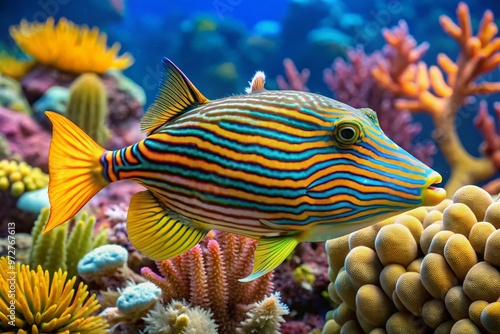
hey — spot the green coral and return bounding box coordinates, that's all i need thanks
[0,74,32,113]
[29,207,108,278]
[293,264,318,290]
[0,159,48,196]
[0,134,10,160]
[66,73,110,145]
[0,49,34,80]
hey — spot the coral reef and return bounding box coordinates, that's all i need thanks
[323,185,500,333]
[29,207,108,278]
[19,65,144,145]
[0,160,48,196]
[0,159,49,237]
[276,58,310,91]
[0,233,32,264]
[78,244,145,289]
[323,44,436,166]
[141,231,278,333]
[273,242,331,332]
[0,75,32,114]
[32,86,69,124]
[101,282,161,327]
[66,73,111,145]
[0,256,108,333]
[10,17,133,74]
[0,51,34,80]
[97,203,154,273]
[475,101,500,195]
[238,292,289,334]
[0,107,50,171]
[0,134,11,160]
[372,3,500,194]
[143,300,219,334]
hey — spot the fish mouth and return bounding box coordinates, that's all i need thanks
[422,171,446,206]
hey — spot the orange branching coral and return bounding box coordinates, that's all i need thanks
[372,2,500,195]
[0,257,108,333]
[9,17,134,74]
[0,51,34,80]
[141,231,275,333]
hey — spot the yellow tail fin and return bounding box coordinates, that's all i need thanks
[44,111,109,233]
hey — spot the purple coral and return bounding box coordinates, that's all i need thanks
[273,242,330,332]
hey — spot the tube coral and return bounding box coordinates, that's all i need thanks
[323,185,500,333]
[29,207,108,278]
[9,17,133,74]
[66,73,111,146]
[0,257,108,333]
[372,3,500,194]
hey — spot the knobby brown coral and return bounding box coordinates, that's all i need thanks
[323,185,500,333]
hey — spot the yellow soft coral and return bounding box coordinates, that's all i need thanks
[0,160,48,196]
[0,51,34,80]
[323,185,500,333]
[0,257,108,333]
[9,17,134,74]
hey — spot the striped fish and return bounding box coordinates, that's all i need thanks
[44,58,446,281]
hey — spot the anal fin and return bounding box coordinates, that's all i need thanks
[127,190,208,260]
[239,235,299,282]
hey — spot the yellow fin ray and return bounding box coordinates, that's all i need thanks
[140,58,209,135]
[127,190,208,260]
[239,235,299,282]
[44,111,108,233]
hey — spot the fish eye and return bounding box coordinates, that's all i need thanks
[335,122,361,146]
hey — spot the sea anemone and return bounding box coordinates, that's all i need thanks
[0,257,108,333]
[9,17,134,74]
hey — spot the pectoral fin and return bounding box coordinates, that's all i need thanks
[239,235,299,282]
[127,190,208,260]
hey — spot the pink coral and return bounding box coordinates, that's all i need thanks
[475,101,500,195]
[141,231,275,333]
[475,101,500,170]
[276,58,310,91]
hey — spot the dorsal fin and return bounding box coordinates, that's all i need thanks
[140,58,210,134]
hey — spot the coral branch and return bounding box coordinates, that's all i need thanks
[373,3,500,194]
[276,58,310,91]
